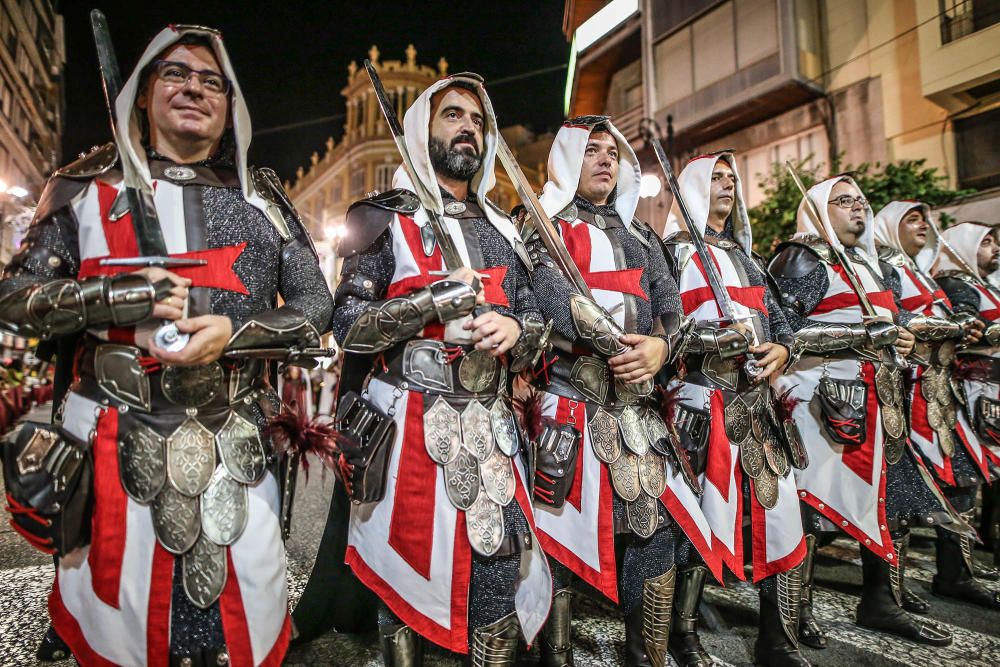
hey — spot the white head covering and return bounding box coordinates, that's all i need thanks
[538,115,641,225]
[873,201,940,272]
[935,222,995,276]
[664,152,752,253]
[795,175,878,272]
[115,25,270,217]
[391,72,498,216]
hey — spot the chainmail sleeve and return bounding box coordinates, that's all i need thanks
[276,226,335,334]
[773,262,831,332]
[647,236,682,320]
[879,261,915,326]
[764,284,794,344]
[330,229,396,344]
[522,230,581,341]
[0,205,80,298]
[938,277,989,324]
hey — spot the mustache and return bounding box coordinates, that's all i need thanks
[450,133,479,154]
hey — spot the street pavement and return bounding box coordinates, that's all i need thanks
[2,402,998,665]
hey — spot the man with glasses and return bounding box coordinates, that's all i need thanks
[769,177,966,647]
[0,25,332,665]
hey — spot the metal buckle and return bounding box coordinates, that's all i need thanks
[570,356,609,404]
[403,340,454,393]
[95,344,151,411]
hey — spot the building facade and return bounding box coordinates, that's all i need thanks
[0,0,64,266]
[563,0,1000,226]
[287,45,551,284]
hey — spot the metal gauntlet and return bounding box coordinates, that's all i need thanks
[0,274,159,339]
[682,325,751,360]
[658,312,696,365]
[569,293,629,357]
[226,307,321,352]
[342,279,478,353]
[907,315,963,341]
[986,323,1000,346]
[793,323,870,354]
[508,315,553,373]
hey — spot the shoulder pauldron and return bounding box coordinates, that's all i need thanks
[54,142,118,179]
[876,244,907,267]
[340,189,420,258]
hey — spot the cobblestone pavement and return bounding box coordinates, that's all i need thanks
[2,403,999,665]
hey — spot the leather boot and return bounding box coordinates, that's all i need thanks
[539,588,574,667]
[470,612,520,667]
[896,532,930,614]
[932,525,1000,609]
[754,570,810,667]
[797,535,827,649]
[36,624,71,662]
[856,545,952,645]
[667,566,712,667]
[379,623,424,667]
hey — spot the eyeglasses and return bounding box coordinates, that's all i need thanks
[152,60,230,95]
[828,195,868,210]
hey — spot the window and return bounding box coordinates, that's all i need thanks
[955,106,1000,189]
[0,7,15,55]
[0,79,11,118]
[739,126,828,206]
[331,178,343,204]
[350,168,365,196]
[940,0,1000,44]
[375,164,394,193]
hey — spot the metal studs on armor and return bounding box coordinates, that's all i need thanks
[444,201,467,215]
[163,165,197,181]
[594,214,606,229]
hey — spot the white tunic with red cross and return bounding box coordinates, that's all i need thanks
[344,206,552,654]
[528,216,719,598]
[672,238,805,581]
[50,174,289,667]
[775,247,904,563]
[887,262,1000,483]
[954,279,1000,462]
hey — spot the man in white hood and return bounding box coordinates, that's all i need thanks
[519,116,715,667]
[0,24,332,666]
[328,72,552,666]
[936,221,1000,594]
[664,152,808,667]
[770,176,967,647]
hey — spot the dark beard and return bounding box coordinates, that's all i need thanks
[429,136,482,182]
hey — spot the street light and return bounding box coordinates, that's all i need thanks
[639,174,662,199]
[7,186,29,199]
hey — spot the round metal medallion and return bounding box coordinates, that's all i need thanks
[444,201,467,216]
[593,214,606,229]
[458,350,498,393]
[162,363,224,408]
[164,165,197,182]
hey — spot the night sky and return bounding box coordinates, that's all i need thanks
[59,1,570,181]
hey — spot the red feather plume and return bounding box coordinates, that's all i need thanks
[266,400,346,480]
[774,387,801,420]
[514,389,545,443]
[655,385,682,426]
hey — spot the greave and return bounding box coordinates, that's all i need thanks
[642,566,677,667]
[933,522,1000,608]
[470,612,521,667]
[539,588,574,667]
[896,532,929,613]
[755,572,810,667]
[668,565,712,667]
[798,534,827,649]
[379,623,424,667]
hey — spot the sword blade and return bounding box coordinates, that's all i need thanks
[99,256,208,268]
[90,10,167,258]
[364,60,465,271]
[494,134,593,300]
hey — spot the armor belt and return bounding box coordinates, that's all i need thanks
[528,352,640,406]
[975,396,1000,447]
[683,354,754,394]
[79,342,263,413]
[955,354,1000,383]
[378,339,504,397]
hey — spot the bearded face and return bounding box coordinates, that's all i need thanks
[428,86,484,182]
[978,230,1000,276]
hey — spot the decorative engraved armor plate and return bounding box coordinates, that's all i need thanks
[619,406,650,456]
[926,396,945,431]
[627,493,659,539]
[16,428,59,476]
[610,451,642,502]
[444,447,481,510]
[638,450,668,498]
[490,398,519,457]
[403,340,454,393]
[881,403,906,443]
[200,467,248,546]
[461,400,494,463]
[570,356,609,404]
[458,349,498,393]
[216,410,267,484]
[922,367,941,404]
[938,428,956,458]
[589,407,622,464]
[151,485,200,554]
[643,409,670,451]
[466,491,504,557]
[119,421,166,503]
[740,439,766,479]
[725,396,751,444]
[95,344,151,411]
[182,533,227,609]
[874,363,900,407]
[424,397,462,465]
[481,447,516,506]
[884,434,904,465]
[167,417,216,497]
[754,470,779,509]
[161,363,224,408]
[615,376,653,403]
[763,438,790,478]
